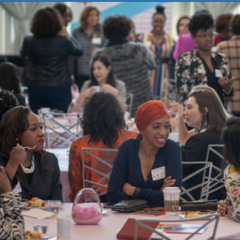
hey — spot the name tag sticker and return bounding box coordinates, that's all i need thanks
[215,69,222,78]
[92,37,102,45]
[151,166,166,181]
[12,182,22,194]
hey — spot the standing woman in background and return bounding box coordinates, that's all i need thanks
[139,6,175,100]
[53,3,72,28]
[73,6,106,91]
[20,7,83,114]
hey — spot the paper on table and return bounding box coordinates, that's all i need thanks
[22,209,55,219]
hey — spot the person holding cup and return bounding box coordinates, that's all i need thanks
[107,100,182,207]
[72,55,126,112]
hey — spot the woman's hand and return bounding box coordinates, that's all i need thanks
[218,77,235,93]
[101,84,119,97]
[122,183,136,196]
[83,87,96,98]
[9,144,27,166]
[0,166,12,194]
[59,26,70,37]
[91,47,99,55]
[164,98,179,116]
[217,200,228,216]
[160,176,176,191]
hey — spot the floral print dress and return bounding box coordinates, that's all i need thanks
[224,164,240,222]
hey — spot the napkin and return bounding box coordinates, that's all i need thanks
[22,209,55,219]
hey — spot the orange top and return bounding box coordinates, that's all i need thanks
[68,129,137,202]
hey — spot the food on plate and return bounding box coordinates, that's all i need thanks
[24,197,45,208]
[25,231,43,239]
[184,211,202,218]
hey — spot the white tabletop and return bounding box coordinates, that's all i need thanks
[23,203,240,240]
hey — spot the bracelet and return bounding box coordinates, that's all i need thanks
[133,187,141,199]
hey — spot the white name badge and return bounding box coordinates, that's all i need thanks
[12,182,22,194]
[151,166,166,181]
[92,37,102,45]
[215,69,222,78]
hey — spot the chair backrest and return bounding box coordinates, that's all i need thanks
[181,161,213,201]
[126,93,134,117]
[201,144,225,200]
[43,112,82,149]
[82,148,118,196]
[134,213,220,240]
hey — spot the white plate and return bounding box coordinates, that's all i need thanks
[180,213,216,219]
[21,202,64,209]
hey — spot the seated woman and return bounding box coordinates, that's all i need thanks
[165,85,230,145]
[0,106,62,201]
[181,90,227,200]
[0,90,19,121]
[107,100,182,207]
[0,166,25,240]
[72,55,126,112]
[218,117,240,222]
[69,91,136,202]
[0,62,25,106]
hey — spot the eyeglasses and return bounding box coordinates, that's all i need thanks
[196,32,216,39]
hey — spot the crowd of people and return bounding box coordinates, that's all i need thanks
[1,3,240,239]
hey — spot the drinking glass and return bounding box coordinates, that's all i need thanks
[44,200,61,214]
[32,218,50,238]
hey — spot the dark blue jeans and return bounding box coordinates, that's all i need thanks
[28,86,72,114]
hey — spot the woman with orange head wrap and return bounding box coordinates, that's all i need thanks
[107,100,182,206]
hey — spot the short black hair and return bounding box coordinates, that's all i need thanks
[0,62,21,94]
[0,90,19,121]
[188,10,214,36]
[102,15,131,43]
[31,7,63,38]
[53,3,72,20]
[231,14,240,35]
[81,91,126,147]
[222,117,240,172]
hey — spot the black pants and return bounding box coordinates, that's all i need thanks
[28,86,72,114]
[74,75,89,92]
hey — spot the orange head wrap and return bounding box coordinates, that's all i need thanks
[135,100,170,132]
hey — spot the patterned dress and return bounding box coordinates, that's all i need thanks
[0,193,25,240]
[139,32,175,99]
[68,129,137,202]
[224,165,240,222]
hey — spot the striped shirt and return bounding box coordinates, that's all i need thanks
[0,192,25,240]
[91,41,157,116]
[73,27,106,77]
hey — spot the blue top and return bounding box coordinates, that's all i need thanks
[107,136,182,207]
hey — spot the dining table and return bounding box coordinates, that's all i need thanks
[23,203,240,240]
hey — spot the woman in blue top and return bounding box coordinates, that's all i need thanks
[107,100,182,207]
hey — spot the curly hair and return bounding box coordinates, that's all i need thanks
[188,11,214,36]
[231,14,240,35]
[215,13,233,33]
[31,7,63,38]
[89,55,116,88]
[221,117,240,172]
[78,6,100,32]
[0,62,21,94]
[0,90,19,121]
[152,5,166,20]
[81,91,126,147]
[0,106,48,180]
[176,15,190,34]
[102,15,131,43]
[53,3,72,20]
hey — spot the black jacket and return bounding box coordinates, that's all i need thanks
[182,130,226,201]
[20,35,83,87]
[0,151,63,201]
